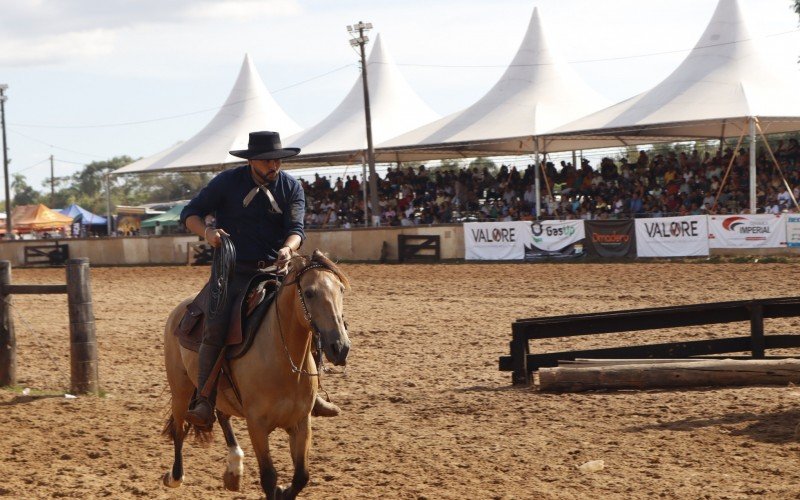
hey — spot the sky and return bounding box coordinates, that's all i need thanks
[0,0,798,190]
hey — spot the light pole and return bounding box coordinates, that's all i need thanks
[347,21,379,226]
[0,84,11,238]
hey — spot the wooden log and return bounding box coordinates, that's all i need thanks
[0,261,15,386]
[66,258,98,394]
[539,358,800,392]
[559,358,708,367]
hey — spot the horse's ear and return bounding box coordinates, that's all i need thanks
[312,249,325,261]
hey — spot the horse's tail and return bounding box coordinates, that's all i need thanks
[162,398,215,446]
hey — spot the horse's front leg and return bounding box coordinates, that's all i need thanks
[278,415,312,500]
[246,415,279,499]
[217,410,244,491]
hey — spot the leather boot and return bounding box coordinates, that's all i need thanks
[186,343,223,429]
[311,395,340,417]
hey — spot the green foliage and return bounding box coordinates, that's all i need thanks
[8,156,212,214]
[12,173,40,206]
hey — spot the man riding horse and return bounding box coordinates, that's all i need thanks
[180,130,340,429]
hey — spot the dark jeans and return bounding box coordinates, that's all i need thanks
[202,268,258,348]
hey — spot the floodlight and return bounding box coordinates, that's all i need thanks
[0,84,7,91]
[362,36,369,43]
[346,25,353,32]
[365,23,373,29]
[349,39,359,47]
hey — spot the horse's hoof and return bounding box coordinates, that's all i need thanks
[162,471,183,488]
[223,470,241,491]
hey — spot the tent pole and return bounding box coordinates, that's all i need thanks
[534,139,541,219]
[710,130,746,213]
[748,117,756,214]
[755,119,800,211]
[572,150,576,170]
[361,152,368,228]
[105,172,112,235]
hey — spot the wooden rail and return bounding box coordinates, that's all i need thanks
[499,296,800,385]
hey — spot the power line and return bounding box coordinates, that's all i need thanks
[9,129,106,158]
[9,64,354,130]
[10,158,48,174]
[384,28,800,69]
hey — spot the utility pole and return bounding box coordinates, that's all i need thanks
[0,84,11,238]
[50,154,55,206]
[347,21,379,226]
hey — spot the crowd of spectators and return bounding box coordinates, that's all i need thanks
[300,137,800,228]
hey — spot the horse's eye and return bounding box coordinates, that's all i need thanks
[304,290,314,299]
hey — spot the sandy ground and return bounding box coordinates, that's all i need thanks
[1,261,800,499]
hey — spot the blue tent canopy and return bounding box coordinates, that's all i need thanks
[59,204,108,225]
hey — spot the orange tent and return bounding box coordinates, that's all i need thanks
[11,204,74,233]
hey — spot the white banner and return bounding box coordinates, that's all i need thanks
[708,214,786,248]
[464,222,527,260]
[635,216,709,257]
[787,216,800,248]
[527,220,585,252]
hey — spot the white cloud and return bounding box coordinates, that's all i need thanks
[0,29,116,66]
[187,0,302,20]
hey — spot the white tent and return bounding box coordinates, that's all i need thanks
[283,33,440,166]
[548,0,800,212]
[376,7,611,161]
[114,54,302,174]
[550,0,800,141]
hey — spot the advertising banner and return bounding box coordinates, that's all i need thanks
[464,221,527,260]
[524,220,585,260]
[787,215,800,248]
[584,220,636,257]
[708,214,786,248]
[635,216,709,257]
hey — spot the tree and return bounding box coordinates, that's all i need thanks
[11,173,40,206]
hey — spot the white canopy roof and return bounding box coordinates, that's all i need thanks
[114,54,301,174]
[548,0,800,144]
[376,7,611,160]
[284,33,440,165]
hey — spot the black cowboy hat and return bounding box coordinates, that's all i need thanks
[229,131,300,160]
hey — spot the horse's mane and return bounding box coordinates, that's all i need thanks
[288,250,350,289]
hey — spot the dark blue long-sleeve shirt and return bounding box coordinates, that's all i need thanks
[180,166,305,262]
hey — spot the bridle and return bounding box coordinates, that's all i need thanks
[275,261,344,377]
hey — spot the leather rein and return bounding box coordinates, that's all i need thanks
[275,261,342,377]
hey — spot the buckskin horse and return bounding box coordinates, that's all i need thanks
[162,250,350,499]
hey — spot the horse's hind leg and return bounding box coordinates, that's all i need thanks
[162,412,188,488]
[217,410,244,491]
[278,415,311,500]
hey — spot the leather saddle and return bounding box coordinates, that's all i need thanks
[174,273,279,360]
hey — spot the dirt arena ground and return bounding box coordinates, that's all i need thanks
[1,261,800,499]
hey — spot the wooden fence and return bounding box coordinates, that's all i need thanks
[499,296,800,385]
[0,258,98,394]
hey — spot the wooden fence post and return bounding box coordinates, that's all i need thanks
[0,261,16,386]
[749,302,765,358]
[510,328,530,385]
[66,258,98,394]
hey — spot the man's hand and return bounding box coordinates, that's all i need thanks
[204,227,230,248]
[275,246,293,273]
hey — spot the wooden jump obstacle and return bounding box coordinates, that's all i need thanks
[397,234,441,263]
[0,258,99,394]
[499,296,800,385]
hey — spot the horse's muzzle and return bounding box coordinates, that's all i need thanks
[326,338,350,366]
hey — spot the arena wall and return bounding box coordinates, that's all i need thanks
[0,225,798,266]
